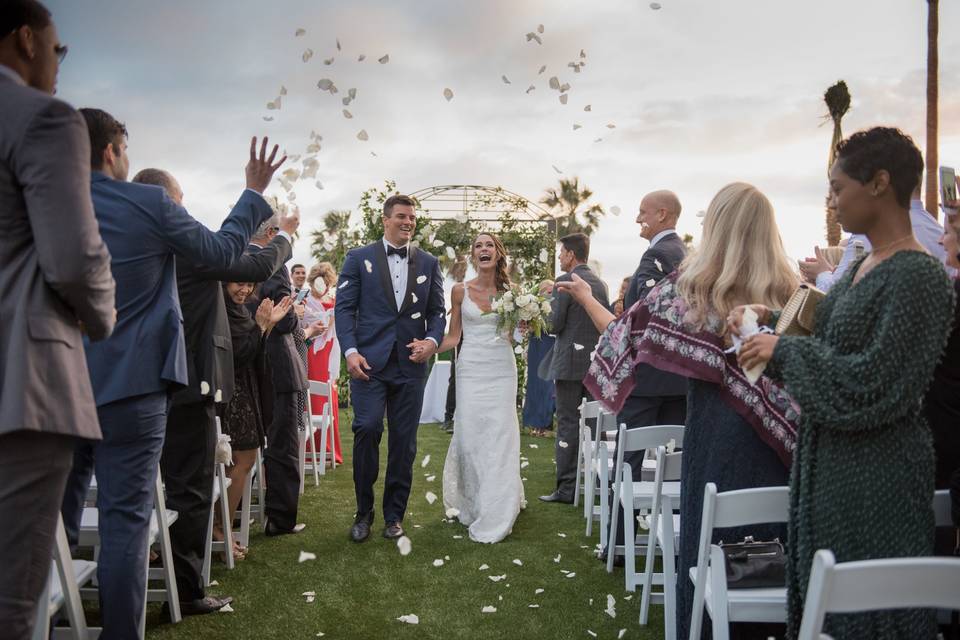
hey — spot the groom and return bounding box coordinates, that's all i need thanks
[335,195,446,542]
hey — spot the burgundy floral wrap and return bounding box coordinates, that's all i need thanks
[583,273,799,467]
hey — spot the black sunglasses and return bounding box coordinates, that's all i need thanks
[54,44,68,64]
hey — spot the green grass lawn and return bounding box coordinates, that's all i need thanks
[144,411,665,640]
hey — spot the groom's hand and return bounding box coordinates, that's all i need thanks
[346,352,371,380]
[407,339,437,363]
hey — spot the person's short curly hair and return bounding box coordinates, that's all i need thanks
[835,126,923,208]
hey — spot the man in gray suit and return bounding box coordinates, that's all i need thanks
[540,233,609,503]
[0,3,116,637]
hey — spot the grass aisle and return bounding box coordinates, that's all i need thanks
[145,411,664,639]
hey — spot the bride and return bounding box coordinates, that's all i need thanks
[440,232,525,543]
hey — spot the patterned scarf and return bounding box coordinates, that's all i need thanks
[583,272,800,467]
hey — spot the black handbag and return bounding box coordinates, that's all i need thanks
[721,536,786,589]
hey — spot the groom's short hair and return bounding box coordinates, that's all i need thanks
[560,232,590,262]
[383,194,416,217]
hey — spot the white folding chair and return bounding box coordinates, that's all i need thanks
[585,411,620,538]
[235,447,267,548]
[32,515,96,640]
[688,483,790,640]
[797,549,960,640]
[202,419,236,586]
[638,446,683,639]
[78,468,181,636]
[575,399,602,510]
[606,423,685,576]
[300,379,336,493]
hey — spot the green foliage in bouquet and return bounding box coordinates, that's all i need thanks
[488,285,553,340]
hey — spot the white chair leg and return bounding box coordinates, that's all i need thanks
[217,466,235,570]
[238,468,253,548]
[708,545,730,640]
[253,449,266,524]
[202,491,214,587]
[573,432,583,508]
[639,512,657,624]
[661,498,678,640]
[318,412,330,476]
[606,480,621,573]
[154,473,181,624]
[31,571,50,640]
[304,413,319,486]
[622,476,637,592]
[297,428,306,496]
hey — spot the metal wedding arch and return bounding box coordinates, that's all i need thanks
[409,184,556,234]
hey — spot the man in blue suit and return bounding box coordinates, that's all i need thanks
[336,195,446,542]
[59,107,284,639]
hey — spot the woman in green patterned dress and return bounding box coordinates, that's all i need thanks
[734,127,956,639]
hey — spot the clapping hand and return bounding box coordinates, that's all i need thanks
[798,246,834,285]
[245,136,286,194]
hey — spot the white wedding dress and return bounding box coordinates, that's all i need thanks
[442,286,525,543]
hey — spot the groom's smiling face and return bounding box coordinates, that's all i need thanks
[383,204,417,246]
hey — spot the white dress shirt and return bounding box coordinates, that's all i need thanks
[648,228,677,248]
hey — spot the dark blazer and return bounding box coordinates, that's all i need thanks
[83,176,273,406]
[172,235,291,406]
[624,231,688,397]
[551,263,609,381]
[0,74,115,439]
[335,242,446,379]
[246,244,307,393]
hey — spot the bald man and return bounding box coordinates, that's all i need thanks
[603,190,688,563]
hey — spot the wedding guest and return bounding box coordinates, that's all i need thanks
[928,192,960,491]
[566,182,798,639]
[0,4,115,636]
[132,168,295,614]
[801,182,948,289]
[736,127,955,639]
[246,217,309,536]
[58,108,282,638]
[304,262,343,465]
[291,263,307,294]
[218,284,291,549]
[613,277,630,316]
[540,233,609,504]
[522,330,556,437]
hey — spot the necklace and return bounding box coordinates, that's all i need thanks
[868,233,913,255]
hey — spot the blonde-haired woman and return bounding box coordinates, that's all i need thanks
[560,182,799,638]
[302,262,342,465]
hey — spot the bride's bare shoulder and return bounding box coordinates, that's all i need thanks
[451,282,466,301]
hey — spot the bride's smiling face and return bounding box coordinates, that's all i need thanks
[472,235,498,271]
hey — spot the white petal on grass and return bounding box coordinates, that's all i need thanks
[566,573,576,578]
[520,461,529,469]
[218,603,234,613]
[396,614,419,624]
[553,553,561,563]
[432,559,444,567]
[529,444,538,449]
[411,312,421,319]
[425,491,437,504]
[478,564,490,570]
[573,343,585,351]
[560,569,569,574]
[488,574,506,582]
[512,559,523,566]
[481,606,497,614]
[611,205,622,216]
[587,631,597,638]
[557,532,567,538]
[209,580,219,586]
[528,604,540,608]
[618,630,627,639]
[397,535,412,555]
[343,109,353,119]
[443,88,454,102]
[445,507,460,518]
[356,129,369,141]
[298,551,316,563]
[535,588,545,594]
[295,28,306,36]
[378,54,390,64]
[421,454,431,468]
[453,535,463,539]
[302,590,316,597]
[306,595,316,603]
[425,474,435,482]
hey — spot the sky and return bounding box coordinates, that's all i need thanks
[48,0,960,295]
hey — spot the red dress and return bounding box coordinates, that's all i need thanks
[305,294,342,465]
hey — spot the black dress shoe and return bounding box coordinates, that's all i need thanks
[383,521,404,539]
[539,491,574,504]
[264,519,306,537]
[350,512,374,543]
[598,550,625,567]
[163,595,234,618]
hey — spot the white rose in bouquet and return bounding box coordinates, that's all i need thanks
[516,294,532,308]
[518,305,536,322]
[540,300,552,316]
[502,299,515,313]
[502,291,514,303]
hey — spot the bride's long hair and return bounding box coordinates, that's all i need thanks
[472,232,512,293]
[676,182,797,331]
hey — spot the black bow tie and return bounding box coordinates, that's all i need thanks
[387,245,408,259]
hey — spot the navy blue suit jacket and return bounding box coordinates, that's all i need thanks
[83,173,273,406]
[335,242,446,379]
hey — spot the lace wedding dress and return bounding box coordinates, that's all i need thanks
[442,286,525,543]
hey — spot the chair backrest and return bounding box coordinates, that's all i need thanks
[650,447,683,524]
[308,379,331,398]
[579,399,602,426]
[610,424,686,507]
[934,489,952,527]
[796,549,960,640]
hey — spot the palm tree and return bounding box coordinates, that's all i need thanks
[310,209,358,266]
[925,0,939,219]
[540,177,606,237]
[824,81,850,246]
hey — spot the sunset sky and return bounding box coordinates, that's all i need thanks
[48,0,960,293]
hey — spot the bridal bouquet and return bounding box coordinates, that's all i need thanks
[488,285,552,339]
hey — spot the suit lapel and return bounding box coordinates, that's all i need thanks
[373,243,398,312]
[398,246,418,315]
